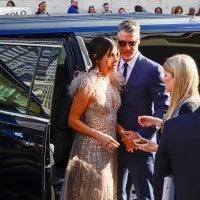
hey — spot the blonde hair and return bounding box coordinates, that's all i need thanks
[164,54,200,121]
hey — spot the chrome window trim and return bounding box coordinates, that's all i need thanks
[0,38,63,48]
[0,110,50,123]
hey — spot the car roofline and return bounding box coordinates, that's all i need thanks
[0,13,200,35]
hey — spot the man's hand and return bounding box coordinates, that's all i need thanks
[120,130,140,140]
[120,130,140,152]
[121,137,136,152]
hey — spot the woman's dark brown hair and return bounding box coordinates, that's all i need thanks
[87,36,118,70]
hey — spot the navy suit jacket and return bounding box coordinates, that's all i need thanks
[154,106,200,200]
[118,53,169,142]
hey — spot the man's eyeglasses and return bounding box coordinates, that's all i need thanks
[117,40,137,47]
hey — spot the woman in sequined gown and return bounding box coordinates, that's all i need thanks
[59,37,124,200]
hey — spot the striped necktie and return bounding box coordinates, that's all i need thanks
[123,63,128,78]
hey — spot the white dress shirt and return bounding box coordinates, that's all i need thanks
[118,52,139,83]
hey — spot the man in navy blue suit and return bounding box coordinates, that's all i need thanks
[154,107,200,200]
[117,19,169,200]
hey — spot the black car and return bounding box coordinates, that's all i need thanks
[0,13,199,200]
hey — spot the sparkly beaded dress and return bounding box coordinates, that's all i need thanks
[59,69,123,200]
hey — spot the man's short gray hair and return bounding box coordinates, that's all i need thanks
[117,18,140,34]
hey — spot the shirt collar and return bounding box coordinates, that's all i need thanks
[118,51,139,71]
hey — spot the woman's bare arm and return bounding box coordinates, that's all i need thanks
[68,89,119,149]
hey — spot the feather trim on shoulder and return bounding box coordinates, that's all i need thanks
[68,69,106,106]
[68,69,125,106]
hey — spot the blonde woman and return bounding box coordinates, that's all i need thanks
[124,54,200,152]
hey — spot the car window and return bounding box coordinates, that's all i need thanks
[77,31,200,69]
[31,46,61,116]
[0,64,29,114]
[140,32,200,67]
[0,38,63,118]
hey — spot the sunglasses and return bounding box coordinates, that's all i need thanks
[117,40,137,47]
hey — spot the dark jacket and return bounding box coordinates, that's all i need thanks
[154,105,200,200]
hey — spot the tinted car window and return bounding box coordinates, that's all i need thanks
[0,45,37,87]
[31,46,61,116]
[78,31,200,69]
[140,32,200,67]
[0,65,29,113]
[0,38,63,117]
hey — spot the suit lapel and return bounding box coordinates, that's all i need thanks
[126,54,143,89]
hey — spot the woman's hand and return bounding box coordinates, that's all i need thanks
[97,131,120,150]
[134,138,158,152]
[138,115,162,127]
